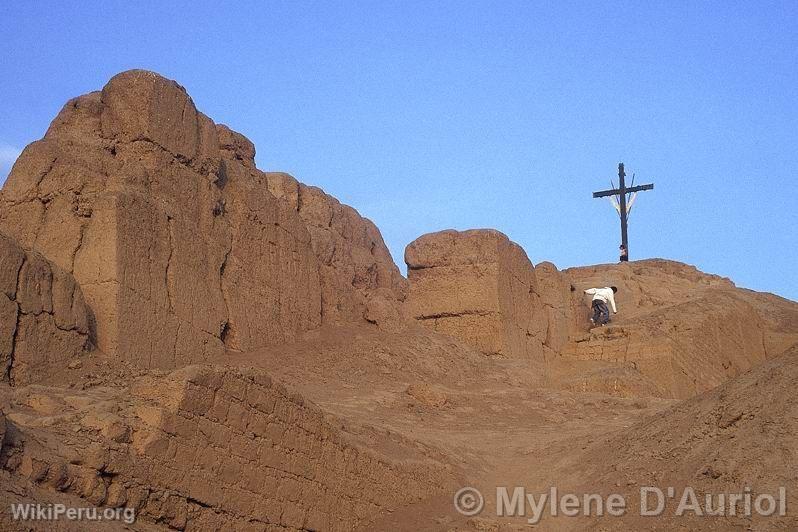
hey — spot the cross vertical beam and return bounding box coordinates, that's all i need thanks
[592,162,654,261]
[618,163,629,253]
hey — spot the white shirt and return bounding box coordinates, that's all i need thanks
[584,287,617,313]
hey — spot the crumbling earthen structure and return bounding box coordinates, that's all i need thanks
[1,70,797,531]
[0,233,91,385]
[405,229,798,399]
[0,70,406,370]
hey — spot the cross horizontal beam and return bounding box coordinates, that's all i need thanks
[592,183,654,198]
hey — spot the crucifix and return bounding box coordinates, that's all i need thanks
[592,163,654,261]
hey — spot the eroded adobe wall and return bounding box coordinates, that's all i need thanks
[405,229,558,362]
[404,231,798,399]
[266,172,408,327]
[0,70,322,368]
[0,232,91,385]
[2,366,456,531]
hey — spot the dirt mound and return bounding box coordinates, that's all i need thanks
[569,344,798,530]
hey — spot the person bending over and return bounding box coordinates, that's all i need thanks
[584,286,618,326]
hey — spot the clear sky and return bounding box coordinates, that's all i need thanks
[2,1,796,300]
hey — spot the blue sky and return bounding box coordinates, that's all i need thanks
[2,1,796,300]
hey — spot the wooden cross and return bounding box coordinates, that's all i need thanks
[592,163,654,261]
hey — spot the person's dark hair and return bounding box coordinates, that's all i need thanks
[611,286,618,293]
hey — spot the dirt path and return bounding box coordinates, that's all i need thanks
[230,325,674,529]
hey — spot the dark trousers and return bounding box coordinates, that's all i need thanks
[592,300,610,325]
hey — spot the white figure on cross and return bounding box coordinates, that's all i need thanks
[610,191,638,216]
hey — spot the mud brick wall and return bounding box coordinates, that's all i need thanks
[0,70,323,369]
[267,172,408,326]
[405,229,553,362]
[3,366,455,530]
[0,232,90,385]
[129,366,455,530]
[564,292,767,399]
